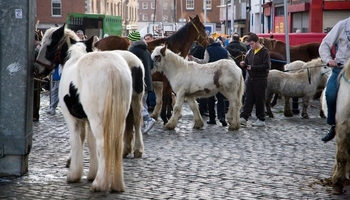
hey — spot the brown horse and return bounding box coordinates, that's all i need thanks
[147,15,208,124]
[260,37,320,62]
[94,35,130,50]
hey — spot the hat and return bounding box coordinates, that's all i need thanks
[127,31,141,42]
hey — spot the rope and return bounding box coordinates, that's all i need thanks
[283,64,328,72]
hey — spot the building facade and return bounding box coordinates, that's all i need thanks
[36,0,138,36]
[137,0,177,37]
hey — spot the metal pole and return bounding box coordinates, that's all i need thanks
[203,0,207,24]
[283,0,290,64]
[225,1,228,34]
[231,0,234,34]
[180,0,184,26]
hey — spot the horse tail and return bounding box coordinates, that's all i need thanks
[103,65,132,187]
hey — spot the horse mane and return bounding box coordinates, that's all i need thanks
[67,42,89,62]
[165,21,192,46]
[42,27,79,49]
[298,58,324,75]
[160,46,188,69]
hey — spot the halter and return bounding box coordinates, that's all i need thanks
[190,21,207,46]
[233,53,245,62]
[35,48,62,71]
[283,64,329,84]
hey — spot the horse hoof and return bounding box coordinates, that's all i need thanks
[163,125,175,130]
[332,184,344,195]
[302,114,309,119]
[134,151,143,158]
[284,112,294,117]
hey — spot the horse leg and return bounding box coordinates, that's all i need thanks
[89,121,110,192]
[283,96,294,117]
[131,93,144,158]
[186,97,204,129]
[164,92,185,130]
[66,117,86,183]
[225,93,241,131]
[301,97,310,119]
[332,124,350,195]
[265,92,275,118]
[270,93,279,107]
[150,81,163,120]
[161,80,173,125]
[86,122,98,181]
[123,107,134,158]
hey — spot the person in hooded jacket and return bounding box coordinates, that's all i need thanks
[128,31,156,134]
[239,33,271,127]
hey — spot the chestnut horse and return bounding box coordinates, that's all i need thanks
[260,37,320,62]
[94,35,130,50]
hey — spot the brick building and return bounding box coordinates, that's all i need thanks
[36,0,138,36]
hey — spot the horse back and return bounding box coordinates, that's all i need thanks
[95,36,130,51]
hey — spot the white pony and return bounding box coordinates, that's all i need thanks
[331,58,350,195]
[61,42,132,191]
[35,26,143,192]
[283,60,331,118]
[151,45,244,131]
[265,58,330,119]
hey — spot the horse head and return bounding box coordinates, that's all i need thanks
[189,15,209,48]
[303,58,330,76]
[34,24,79,77]
[151,45,169,70]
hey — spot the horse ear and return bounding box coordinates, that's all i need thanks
[53,23,65,39]
[189,16,193,21]
[160,45,167,56]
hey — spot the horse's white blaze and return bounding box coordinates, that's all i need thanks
[151,45,244,131]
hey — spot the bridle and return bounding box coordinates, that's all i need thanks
[190,21,208,46]
[35,39,65,71]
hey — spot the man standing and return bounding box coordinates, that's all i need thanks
[239,33,271,127]
[319,17,350,142]
[128,31,156,134]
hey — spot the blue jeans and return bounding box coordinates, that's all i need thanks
[50,80,60,109]
[325,67,342,125]
[142,92,152,122]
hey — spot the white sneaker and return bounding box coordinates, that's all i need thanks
[252,119,265,127]
[46,108,56,115]
[142,118,156,134]
[240,117,247,126]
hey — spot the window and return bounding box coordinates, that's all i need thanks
[163,2,168,10]
[206,0,212,10]
[51,0,62,16]
[142,2,148,9]
[186,0,194,10]
[151,14,156,21]
[151,2,155,9]
[142,14,148,21]
[275,7,284,16]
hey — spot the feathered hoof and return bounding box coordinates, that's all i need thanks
[301,113,309,119]
[332,183,344,195]
[90,180,109,192]
[110,182,125,193]
[228,124,240,131]
[133,150,143,158]
[163,123,176,130]
[150,113,158,120]
[123,146,132,158]
[193,121,204,129]
[66,172,81,183]
[284,111,294,117]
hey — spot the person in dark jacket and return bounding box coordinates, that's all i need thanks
[128,30,156,134]
[189,42,208,117]
[239,33,271,127]
[226,33,247,53]
[189,38,230,126]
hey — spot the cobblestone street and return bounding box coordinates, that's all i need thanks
[0,92,349,199]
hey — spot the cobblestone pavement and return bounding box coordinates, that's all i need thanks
[1,92,349,199]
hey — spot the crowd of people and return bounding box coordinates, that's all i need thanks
[33,16,350,140]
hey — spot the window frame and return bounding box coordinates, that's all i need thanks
[51,0,62,17]
[186,0,194,10]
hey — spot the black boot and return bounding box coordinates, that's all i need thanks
[322,126,336,142]
[219,118,227,127]
[207,119,216,124]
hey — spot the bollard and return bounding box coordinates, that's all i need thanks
[0,0,36,176]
